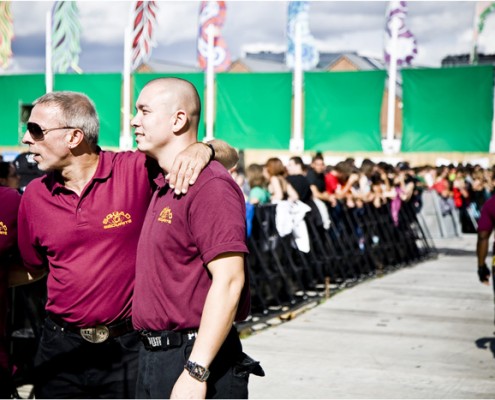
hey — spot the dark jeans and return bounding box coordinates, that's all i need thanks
[33,317,139,399]
[137,327,256,399]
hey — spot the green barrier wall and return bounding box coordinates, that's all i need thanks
[215,73,292,149]
[401,66,494,152]
[0,74,45,146]
[304,70,386,152]
[55,74,122,147]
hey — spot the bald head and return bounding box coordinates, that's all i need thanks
[144,77,201,129]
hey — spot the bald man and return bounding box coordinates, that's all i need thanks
[131,78,262,399]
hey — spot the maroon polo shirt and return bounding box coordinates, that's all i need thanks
[478,195,495,253]
[18,150,156,326]
[132,161,249,331]
[0,187,21,259]
[0,187,21,373]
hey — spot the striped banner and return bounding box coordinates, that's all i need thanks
[131,1,158,70]
[197,1,231,72]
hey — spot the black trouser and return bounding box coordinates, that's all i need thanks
[33,317,139,399]
[136,327,259,399]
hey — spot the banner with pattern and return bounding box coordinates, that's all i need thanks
[286,1,319,70]
[131,1,158,70]
[383,1,417,66]
[0,1,13,69]
[51,1,82,73]
[197,1,231,72]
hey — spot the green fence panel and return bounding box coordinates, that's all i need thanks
[305,70,385,152]
[133,73,206,142]
[0,74,45,146]
[215,73,292,149]
[55,74,122,148]
[401,66,493,152]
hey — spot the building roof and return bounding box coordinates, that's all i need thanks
[441,53,495,67]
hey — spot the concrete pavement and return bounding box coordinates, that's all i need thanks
[242,234,495,399]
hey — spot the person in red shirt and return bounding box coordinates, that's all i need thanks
[0,186,21,397]
[17,91,237,398]
[131,78,263,399]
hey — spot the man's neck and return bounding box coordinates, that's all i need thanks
[61,152,100,196]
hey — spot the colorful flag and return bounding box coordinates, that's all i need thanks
[197,1,231,72]
[383,1,417,66]
[0,1,14,69]
[477,1,495,34]
[131,1,158,71]
[471,1,495,63]
[286,1,319,70]
[51,1,82,73]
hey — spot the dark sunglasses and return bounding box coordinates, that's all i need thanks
[27,122,76,141]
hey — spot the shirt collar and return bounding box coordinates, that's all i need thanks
[44,147,113,194]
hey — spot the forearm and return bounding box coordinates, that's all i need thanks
[207,140,239,170]
[188,256,244,368]
[477,235,490,266]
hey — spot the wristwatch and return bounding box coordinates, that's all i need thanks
[185,360,210,382]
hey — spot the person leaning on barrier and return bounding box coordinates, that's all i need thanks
[131,77,264,399]
[16,90,238,399]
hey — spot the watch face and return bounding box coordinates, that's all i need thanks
[186,361,210,382]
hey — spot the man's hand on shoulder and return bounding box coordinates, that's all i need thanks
[166,142,212,195]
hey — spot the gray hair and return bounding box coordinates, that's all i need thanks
[34,91,100,149]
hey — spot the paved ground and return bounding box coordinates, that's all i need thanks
[242,234,495,399]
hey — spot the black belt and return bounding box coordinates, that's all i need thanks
[47,313,134,344]
[140,329,198,351]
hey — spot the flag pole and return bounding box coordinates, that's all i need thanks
[45,11,53,93]
[384,16,400,154]
[290,20,304,153]
[470,2,481,65]
[120,26,133,150]
[205,24,215,142]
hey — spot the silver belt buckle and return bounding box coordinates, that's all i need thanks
[80,325,110,343]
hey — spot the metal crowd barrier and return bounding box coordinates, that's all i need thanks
[247,199,437,316]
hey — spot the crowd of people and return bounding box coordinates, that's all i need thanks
[231,154,495,235]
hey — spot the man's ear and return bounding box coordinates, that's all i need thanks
[67,128,85,149]
[172,110,188,133]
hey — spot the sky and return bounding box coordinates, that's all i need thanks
[4,1,490,74]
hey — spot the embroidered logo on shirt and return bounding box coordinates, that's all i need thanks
[0,222,7,236]
[102,211,132,229]
[158,207,173,224]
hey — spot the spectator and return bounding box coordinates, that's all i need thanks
[264,157,298,202]
[0,161,20,190]
[286,156,312,203]
[246,163,271,205]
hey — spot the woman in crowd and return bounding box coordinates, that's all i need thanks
[246,163,271,205]
[264,157,298,202]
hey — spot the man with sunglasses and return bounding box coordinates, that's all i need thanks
[17,91,238,399]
